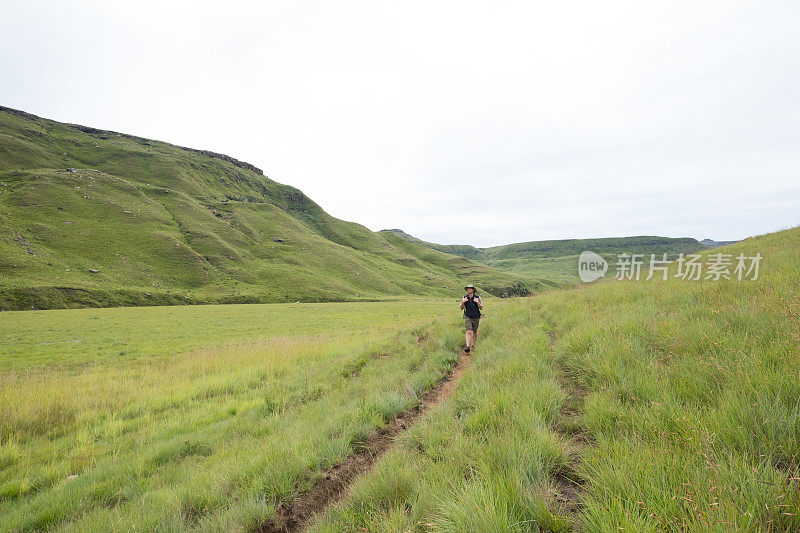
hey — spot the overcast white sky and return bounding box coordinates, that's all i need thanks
[2,1,799,246]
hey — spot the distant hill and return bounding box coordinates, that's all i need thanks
[0,106,540,310]
[381,230,708,284]
[700,238,740,248]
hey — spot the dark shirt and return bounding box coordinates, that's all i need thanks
[463,294,482,319]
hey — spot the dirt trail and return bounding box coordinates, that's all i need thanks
[256,347,471,533]
[548,330,590,525]
[551,378,588,520]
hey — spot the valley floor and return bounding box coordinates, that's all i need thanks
[2,228,799,532]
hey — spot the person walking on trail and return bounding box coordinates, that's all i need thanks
[461,284,482,353]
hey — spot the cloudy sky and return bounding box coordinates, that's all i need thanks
[2,1,799,247]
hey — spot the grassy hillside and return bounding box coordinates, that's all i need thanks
[0,106,537,310]
[382,230,708,285]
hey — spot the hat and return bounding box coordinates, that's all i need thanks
[464,284,476,291]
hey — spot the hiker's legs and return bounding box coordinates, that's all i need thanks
[464,317,479,349]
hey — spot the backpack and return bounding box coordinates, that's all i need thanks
[463,293,481,319]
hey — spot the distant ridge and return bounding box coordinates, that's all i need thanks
[0,105,263,174]
[381,230,708,284]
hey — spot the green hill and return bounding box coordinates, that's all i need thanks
[0,106,539,310]
[381,230,708,285]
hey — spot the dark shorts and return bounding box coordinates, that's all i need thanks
[465,316,480,332]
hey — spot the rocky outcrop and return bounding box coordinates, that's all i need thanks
[184,149,262,174]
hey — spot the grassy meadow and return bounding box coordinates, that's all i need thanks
[309,228,800,531]
[2,226,798,532]
[0,300,453,371]
[0,299,460,531]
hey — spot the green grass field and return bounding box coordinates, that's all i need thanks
[0,300,453,371]
[0,299,460,530]
[3,226,798,531]
[312,228,799,531]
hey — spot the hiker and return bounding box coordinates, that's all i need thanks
[460,284,482,353]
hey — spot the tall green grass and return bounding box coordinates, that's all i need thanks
[310,304,573,532]
[312,226,800,531]
[0,301,459,531]
[4,226,798,531]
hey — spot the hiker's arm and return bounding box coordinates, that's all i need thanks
[460,296,467,309]
[476,297,483,309]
